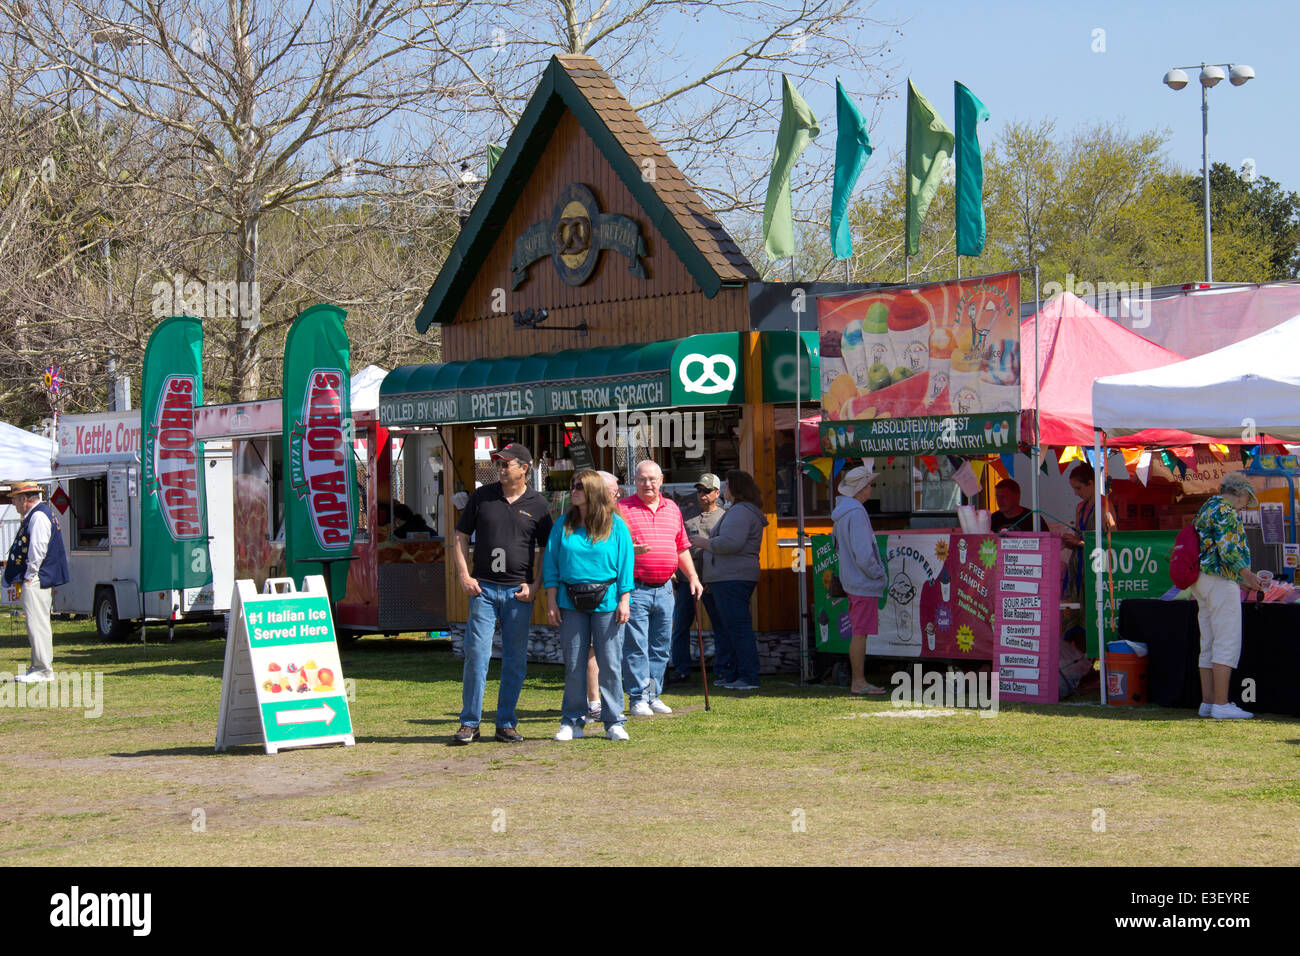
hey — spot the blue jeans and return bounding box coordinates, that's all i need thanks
[623,581,675,704]
[670,580,696,674]
[709,580,759,686]
[700,591,728,680]
[560,609,625,729]
[459,581,534,728]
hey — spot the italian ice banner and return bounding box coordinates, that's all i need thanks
[817,272,1021,456]
[140,316,211,592]
[812,530,1060,703]
[283,304,355,595]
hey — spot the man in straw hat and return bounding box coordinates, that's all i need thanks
[3,481,70,683]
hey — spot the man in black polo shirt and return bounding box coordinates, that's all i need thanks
[450,443,553,744]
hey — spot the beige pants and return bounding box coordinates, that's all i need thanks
[20,582,53,675]
[1191,572,1242,668]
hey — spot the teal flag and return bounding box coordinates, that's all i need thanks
[283,304,355,596]
[487,143,504,177]
[140,316,210,592]
[762,75,820,261]
[831,79,872,260]
[954,82,991,257]
[904,79,954,258]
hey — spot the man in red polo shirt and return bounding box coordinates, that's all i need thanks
[618,459,703,715]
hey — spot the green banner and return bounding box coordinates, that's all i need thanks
[139,316,210,592]
[1082,530,1182,656]
[820,412,1018,457]
[283,304,355,595]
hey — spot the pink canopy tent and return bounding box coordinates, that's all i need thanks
[1020,292,1228,448]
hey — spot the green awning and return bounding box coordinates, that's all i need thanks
[379,333,744,427]
[760,331,820,403]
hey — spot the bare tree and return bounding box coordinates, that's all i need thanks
[9,0,481,400]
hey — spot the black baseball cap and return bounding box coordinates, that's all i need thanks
[491,443,533,464]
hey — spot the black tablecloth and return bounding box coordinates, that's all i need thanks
[1118,599,1300,716]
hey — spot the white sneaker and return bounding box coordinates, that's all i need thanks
[1198,702,1213,717]
[1212,702,1254,720]
[629,701,654,717]
[553,724,585,740]
[648,699,673,714]
[605,725,630,741]
[14,670,54,683]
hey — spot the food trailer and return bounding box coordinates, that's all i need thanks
[194,396,448,638]
[51,410,234,638]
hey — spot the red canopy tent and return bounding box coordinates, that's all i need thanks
[1020,292,1219,448]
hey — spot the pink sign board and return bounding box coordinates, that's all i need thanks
[992,533,1061,704]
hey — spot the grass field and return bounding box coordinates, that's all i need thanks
[1,617,1298,866]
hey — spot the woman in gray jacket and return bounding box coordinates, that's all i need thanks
[831,464,887,695]
[692,470,768,690]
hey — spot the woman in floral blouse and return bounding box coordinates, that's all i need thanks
[1191,471,1265,719]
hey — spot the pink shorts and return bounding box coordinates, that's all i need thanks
[848,594,879,636]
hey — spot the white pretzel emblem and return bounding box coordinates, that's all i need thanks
[679,353,737,395]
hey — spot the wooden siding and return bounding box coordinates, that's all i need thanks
[443,110,748,361]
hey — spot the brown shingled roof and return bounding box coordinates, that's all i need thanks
[551,54,758,283]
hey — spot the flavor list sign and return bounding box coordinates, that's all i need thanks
[139,317,210,592]
[994,533,1061,704]
[817,272,1021,457]
[216,577,354,754]
[1082,530,1181,656]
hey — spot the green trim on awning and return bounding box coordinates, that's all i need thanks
[759,331,820,403]
[379,333,744,427]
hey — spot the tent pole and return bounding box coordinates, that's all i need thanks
[1032,265,1042,531]
[1095,428,1107,705]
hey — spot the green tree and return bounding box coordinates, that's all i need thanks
[1186,161,1300,279]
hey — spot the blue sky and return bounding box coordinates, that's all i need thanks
[702,0,1291,191]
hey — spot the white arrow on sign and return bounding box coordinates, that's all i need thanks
[275,702,336,726]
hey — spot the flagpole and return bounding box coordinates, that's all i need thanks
[792,256,810,683]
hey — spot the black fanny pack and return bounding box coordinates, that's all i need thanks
[566,579,616,613]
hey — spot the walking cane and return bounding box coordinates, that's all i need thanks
[696,604,710,712]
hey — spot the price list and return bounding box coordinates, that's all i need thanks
[994,534,1061,704]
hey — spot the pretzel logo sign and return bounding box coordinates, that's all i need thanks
[679,353,737,396]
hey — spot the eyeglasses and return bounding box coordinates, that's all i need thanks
[570,482,584,491]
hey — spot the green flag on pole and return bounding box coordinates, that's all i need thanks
[140,316,210,593]
[487,143,504,178]
[283,304,356,596]
[954,82,991,257]
[762,75,820,262]
[904,79,954,258]
[831,79,872,261]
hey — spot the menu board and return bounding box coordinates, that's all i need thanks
[811,530,1060,675]
[108,466,131,547]
[994,534,1061,704]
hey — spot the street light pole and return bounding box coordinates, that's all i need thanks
[1162,61,1256,285]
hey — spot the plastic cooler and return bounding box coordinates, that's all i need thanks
[1105,652,1148,706]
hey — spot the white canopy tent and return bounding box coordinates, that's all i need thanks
[1089,313,1300,701]
[0,421,56,552]
[1093,312,1300,442]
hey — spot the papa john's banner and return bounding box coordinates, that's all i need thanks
[140,316,211,592]
[283,304,355,594]
[817,272,1021,457]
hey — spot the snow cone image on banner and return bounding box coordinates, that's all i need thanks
[283,304,356,596]
[140,316,211,592]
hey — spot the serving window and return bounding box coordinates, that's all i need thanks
[67,475,110,550]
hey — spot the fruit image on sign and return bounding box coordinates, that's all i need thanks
[288,368,354,552]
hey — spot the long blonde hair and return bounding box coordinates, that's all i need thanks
[565,468,615,542]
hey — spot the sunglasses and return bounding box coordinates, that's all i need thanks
[570,482,585,491]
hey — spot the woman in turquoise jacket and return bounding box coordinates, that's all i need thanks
[545,469,635,740]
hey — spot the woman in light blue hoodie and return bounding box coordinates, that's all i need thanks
[831,464,887,695]
[544,469,635,740]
